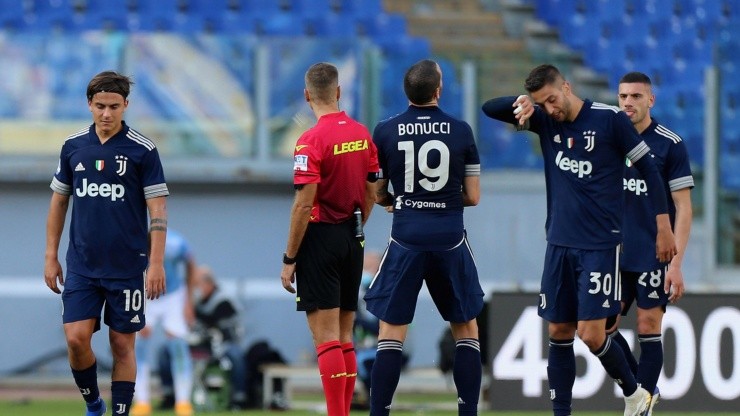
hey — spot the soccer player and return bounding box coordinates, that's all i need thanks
[44,71,169,416]
[607,72,694,415]
[280,62,379,416]
[365,59,483,416]
[132,229,195,416]
[481,64,677,416]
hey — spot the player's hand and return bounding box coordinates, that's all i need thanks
[44,257,64,294]
[385,205,394,213]
[655,214,677,263]
[146,264,166,300]
[665,264,685,303]
[513,94,534,126]
[281,263,296,294]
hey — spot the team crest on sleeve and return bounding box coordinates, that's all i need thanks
[294,154,308,171]
[583,130,596,152]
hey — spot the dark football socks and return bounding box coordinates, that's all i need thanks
[110,380,135,416]
[548,338,575,416]
[454,338,481,416]
[594,336,638,396]
[369,339,404,416]
[637,334,663,393]
[71,361,101,405]
[610,330,638,375]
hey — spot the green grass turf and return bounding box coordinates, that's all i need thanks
[1,398,738,416]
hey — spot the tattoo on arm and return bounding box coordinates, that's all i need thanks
[150,218,167,232]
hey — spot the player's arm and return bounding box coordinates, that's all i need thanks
[146,196,168,300]
[462,175,480,206]
[666,188,692,302]
[481,95,534,129]
[44,192,70,294]
[374,178,393,207]
[363,178,376,224]
[281,183,316,294]
[629,147,676,263]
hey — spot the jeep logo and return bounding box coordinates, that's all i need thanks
[623,178,647,195]
[555,151,592,178]
[75,178,125,201]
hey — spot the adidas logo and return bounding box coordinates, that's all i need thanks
[457,397,466,404]
[602,300,610,308]
[75,162,85,171]
[648,291,659,299]
[384,405,392,410]
[130,315,140,324]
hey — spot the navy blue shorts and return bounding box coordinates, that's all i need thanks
[538,244,622,323]
[62,272,146,333]
[364,234,483,325]
[621,267,669,315]
[295,221,364,312]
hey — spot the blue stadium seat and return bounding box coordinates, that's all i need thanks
[359,13,407,40]
[79,1,132,31]
[335,0,382,18]
[534,0,577,27]
[255,12,304,35]
[0,0,28,30]
[219,10,257,33]
[242,0,284,18]
[292,0,332,19]
[304,13,357,37]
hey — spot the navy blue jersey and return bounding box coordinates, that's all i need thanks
[373,105,480,248]
[483,97,660,249]
[50,122,169,278]
[621,120,694,272]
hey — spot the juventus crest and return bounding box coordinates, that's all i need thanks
[115,155,128,176]
[583,130,596,152]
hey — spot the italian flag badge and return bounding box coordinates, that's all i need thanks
[95,160,104,171]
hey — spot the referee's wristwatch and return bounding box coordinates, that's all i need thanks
[282,253,297,265]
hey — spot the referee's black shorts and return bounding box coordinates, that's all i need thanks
[295,220,364,312]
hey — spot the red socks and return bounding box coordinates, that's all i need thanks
[316,340,347,416]
[342,342,357,415]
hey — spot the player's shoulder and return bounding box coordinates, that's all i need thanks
[62,126,92,147]
[649,122,684,144]
[588,101,620,114]
[125,126,158,151]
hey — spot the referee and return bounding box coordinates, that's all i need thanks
[280,62,379,416]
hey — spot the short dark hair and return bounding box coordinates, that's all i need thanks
[619,71,652,85]
[86,71,133,101]
[404,59,440,105]
[305,62,338,104]
[524,64,563,93]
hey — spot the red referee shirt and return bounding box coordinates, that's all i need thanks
[293,111,379,223]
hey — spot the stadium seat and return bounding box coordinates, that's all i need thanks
[304,13,357,37]
[79,1,132,32]
[255,12,304,36]
[242,0,284,18]
[359,13,407,40]
[533,0,577,27]
[292,0,332,18]
[335,0,383,18]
